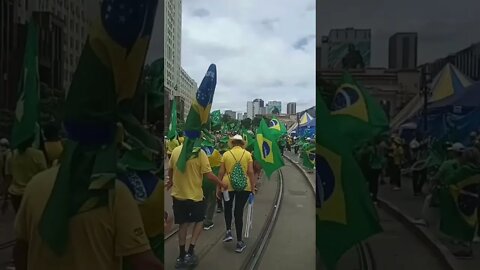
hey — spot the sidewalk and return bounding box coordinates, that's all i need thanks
[379,177,480,270]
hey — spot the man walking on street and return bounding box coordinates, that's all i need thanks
[167,144,227,268]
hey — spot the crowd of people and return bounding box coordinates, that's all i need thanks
[356,131,480,259]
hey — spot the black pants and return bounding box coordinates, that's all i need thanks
[368,169,381,202]
[224,191,250,241]
[9,193,22,213]
[391,165,401,187]
[412,169,427,195]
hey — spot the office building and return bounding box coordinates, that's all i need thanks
[388,33,418,70]
[253,98,264,107]
[180,67,197,119]
[421,42,480,81]
[224,110,236,119]
[247,101,254,119]
[259,107,266,115]
[267,101,282,114]
[320,27,371,70]
[287,102,297,115]
[237,112,244,120]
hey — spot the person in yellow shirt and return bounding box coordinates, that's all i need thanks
[8,136,47,212]
[167,144,226,268]
[166,137,180,159]
[217,135,255,253]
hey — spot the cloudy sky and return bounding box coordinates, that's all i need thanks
[317,0,480,67]
[180,0,316,114]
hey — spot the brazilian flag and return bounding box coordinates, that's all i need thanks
[301,142,315,170]
[242,129,255,149]
[330,72,388,148]
[177,64,217,172]
[439,164,480,241]
[210,110,221,127]
[268,116,287,140]
[317,95,382,270]
[11,20,40,149]
[253,119,284,177]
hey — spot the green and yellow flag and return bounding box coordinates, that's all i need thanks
[301,142,315,170]
[317,94,382,270]
[39,0,159,256]
[11,20,40,149]
[330,72,388,148]
[268,116,287,140]
[439,164,480,241]
[177,64,217,172]
[253,119,284,177]
[210,110,221,127]
[167,99,177,139]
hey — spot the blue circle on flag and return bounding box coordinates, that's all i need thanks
[269,119,279,127]
[317,154,335,203]
[332,86,359,111]
[101,0,147,51]
[262,141,271,157]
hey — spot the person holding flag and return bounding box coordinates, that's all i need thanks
[217,135,256,253]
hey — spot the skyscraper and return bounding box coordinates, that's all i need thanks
[389,33,418,70]
[247,101,254,119]
[267,101,282,114]
[287,102,297,115]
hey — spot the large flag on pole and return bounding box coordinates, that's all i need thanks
[177,64,217,172]
[253,119,284,177]
[167,99,177,139]
[317,93,382,270]
[268,116,286,140]
[11,20,40,149]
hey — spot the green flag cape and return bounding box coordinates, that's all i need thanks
[439,163,480,241]
[167,99,177,139]
[176,64,217,172]
[38,0,159,255]
[301,142,315,169]
[253,119,284,177]
[317,94,382,270]
[330,72,388,148]
[11,20,40,149]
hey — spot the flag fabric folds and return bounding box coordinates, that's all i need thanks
[38,0,159,255]
[210,110,221,127]
[316,94,382,270]
[11,20,40,149]
[330,72,388,148]
[253,119,284,177]
[177,64,217,172]
[268,116,287,140]
[439,164,480,241]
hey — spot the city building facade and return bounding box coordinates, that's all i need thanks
[246,101,254,119]
[267,101,282,114]
[320,27,371,70]
[388,32,418,70]
[287,102,297,115]
[421,42,480,81]
[224,110,236,120]
[180,67,197,119]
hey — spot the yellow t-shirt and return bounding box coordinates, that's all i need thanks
[178,136,184,145]
[44,141,64,165]
[167,139,179,155]
[169,145,212,202]
[221,147,253,192]
[14,166,151,270]
[138,183,163,237]
[8,148,47,196]
[208,149,222,168]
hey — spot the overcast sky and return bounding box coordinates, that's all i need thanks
[317,0,480,67]
[180,0,315,114]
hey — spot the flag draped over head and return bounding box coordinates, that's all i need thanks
[253,119,284,177]
[316,94,382,270]
[439,164,480,241]
[177,64,217,172]
[167,99,177,139]
[330,72,388,148]
[268,116,286,140]
[39,0,159,256]
[11,20,40,150]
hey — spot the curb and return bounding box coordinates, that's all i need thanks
[283,154,315,193]
[378,197,462,270]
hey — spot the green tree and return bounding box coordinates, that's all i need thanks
[222,113,232,123]
[241,118,252,130]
